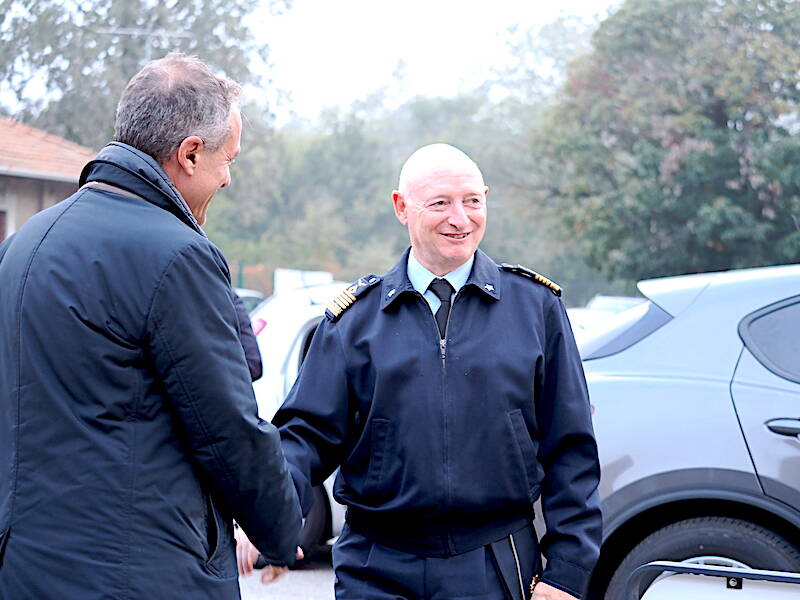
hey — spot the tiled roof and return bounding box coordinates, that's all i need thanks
[0,117,96,183]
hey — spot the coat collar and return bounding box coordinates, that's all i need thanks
[79,142,204,235]
[380,247,501,310]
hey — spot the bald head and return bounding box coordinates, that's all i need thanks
[392,144,488,276]
[397,144,485,197]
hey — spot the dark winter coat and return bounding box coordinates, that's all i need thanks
[0,142,301,599]
[233,294,263,381]
[274,248,602,598]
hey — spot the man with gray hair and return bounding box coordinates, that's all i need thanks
[0,54,301,599]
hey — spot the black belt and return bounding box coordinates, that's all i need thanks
[345,508,534,559]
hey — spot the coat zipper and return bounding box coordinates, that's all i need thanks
[509,533,526,600]
[441,290,460,554]
[418,289,460,553]
[417,290,459,363]
[439,290,460,363]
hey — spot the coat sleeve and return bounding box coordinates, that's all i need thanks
[271,316,353,517]
[535,295,603,598]
[232,292,263,381]
[145,242,301,566]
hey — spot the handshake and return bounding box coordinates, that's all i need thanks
[235,527,305,584]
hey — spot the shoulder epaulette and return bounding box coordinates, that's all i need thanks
[325,274,382,321]
[500,263,562,297]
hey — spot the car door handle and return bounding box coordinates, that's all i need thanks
[765,418,800,437]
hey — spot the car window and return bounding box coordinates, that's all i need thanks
[579,300,672,361]
[739,295,800,384]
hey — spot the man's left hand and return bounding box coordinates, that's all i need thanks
[531,581,579,600]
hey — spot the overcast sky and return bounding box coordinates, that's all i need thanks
[251,0,621,123]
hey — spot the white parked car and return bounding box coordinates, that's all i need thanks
[580,264,800,599]
[233,287,266,313]
[567,295,645,341]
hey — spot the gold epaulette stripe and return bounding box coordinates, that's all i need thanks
[327,288,358,317]
[500,263,562,296]
[326,275,381,321]
[533,273,561,294]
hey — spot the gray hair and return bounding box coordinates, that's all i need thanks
[114,53,241,164]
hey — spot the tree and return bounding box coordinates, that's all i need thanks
[0,0,286,149]
[540,0,800,281]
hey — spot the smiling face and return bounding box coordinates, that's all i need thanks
[393,150,487,276]
[164,109,242,226]
[185,110,242,226]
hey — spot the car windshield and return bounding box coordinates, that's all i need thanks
[578,300,672,361]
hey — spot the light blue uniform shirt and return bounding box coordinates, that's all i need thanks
[407,250,474,314]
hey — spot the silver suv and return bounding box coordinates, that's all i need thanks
[581,264,800,599]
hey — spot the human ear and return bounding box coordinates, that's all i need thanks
[176,136,204,175]
[392,191,408,225]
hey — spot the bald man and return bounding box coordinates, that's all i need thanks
[239,144,602,599]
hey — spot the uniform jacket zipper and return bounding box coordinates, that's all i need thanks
[418,288,460,552]
[439,290,460,364]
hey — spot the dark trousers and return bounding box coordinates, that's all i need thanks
[332,523,539,600]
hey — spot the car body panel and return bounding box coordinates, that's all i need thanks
[731,348,800,509]
[637,273,710,317]
[600,468,773,538]
[591,375,755,499]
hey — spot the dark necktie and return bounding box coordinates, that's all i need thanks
[428,278,454,338]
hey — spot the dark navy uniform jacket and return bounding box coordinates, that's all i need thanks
[274,248,602,597]
[0,142,301,599]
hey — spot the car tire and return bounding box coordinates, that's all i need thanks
[605,516,800,600]
[299,485,329,560]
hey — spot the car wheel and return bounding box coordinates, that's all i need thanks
[299,485,329,559]
[605,516,800,600]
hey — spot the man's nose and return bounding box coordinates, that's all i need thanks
[220,170,231,189]
[446,202,469,227]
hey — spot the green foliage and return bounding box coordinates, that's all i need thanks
[0,0,285,149]
[206,16,620,304]
[205,82,620,304]
[18,3,796,302]
[541,0,800,280]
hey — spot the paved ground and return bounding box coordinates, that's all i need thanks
[240,552,334,600]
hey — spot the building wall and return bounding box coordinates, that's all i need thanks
[0,175,77,241]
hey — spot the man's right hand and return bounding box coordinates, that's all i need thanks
[235,527,303,583]
[531,581,579,600]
